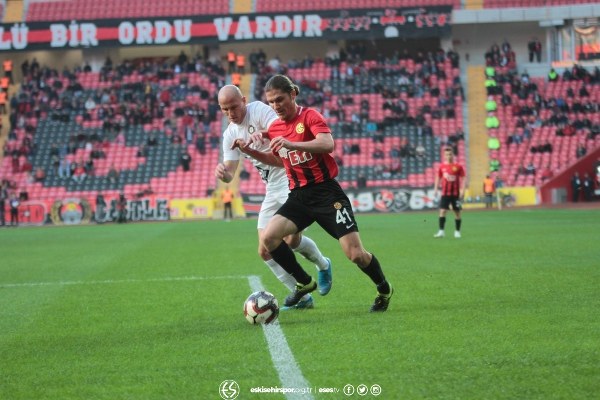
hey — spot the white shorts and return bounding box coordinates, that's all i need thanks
[257,187,289,230]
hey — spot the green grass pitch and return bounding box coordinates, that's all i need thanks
[1,208,599,399]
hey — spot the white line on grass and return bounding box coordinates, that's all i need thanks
[0,275,250,288]
[248,275,314,400]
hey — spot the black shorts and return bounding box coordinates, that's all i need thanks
[276,179,359,239]
[440,195,462,211]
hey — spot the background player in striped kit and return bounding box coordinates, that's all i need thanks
[433,146,467,238]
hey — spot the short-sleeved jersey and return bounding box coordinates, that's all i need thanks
[437,162,465,197]
[222,101,288,192]
[267,106,338,190]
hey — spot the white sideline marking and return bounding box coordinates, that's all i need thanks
[248,275,314,400]
[0,275,250,288]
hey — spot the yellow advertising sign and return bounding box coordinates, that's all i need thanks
[169,199,215,219]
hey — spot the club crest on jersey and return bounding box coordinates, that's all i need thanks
[295,123,305,134]
[248,125,255,134]
[333,202,342,210]
[452,166,458,172]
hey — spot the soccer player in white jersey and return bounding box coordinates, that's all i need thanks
[214,85,332,309]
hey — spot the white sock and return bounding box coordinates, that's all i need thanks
[292,235,329,271]
[265,259,296,292]
[265,259,311,301]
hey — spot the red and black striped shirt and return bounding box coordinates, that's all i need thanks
[267,107,338,190]
[438,162,465,196]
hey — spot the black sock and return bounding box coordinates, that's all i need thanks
[360,254,390,294]
[455,219,462,231]
[439,216,446,230]
[270,241,312,285]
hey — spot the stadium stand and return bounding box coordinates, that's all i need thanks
[482,0,598,8]
[256,0,460,12]
[484,58,600,188]
[235,50,465,194]
[25,0,229,21]
[0,56,225,205]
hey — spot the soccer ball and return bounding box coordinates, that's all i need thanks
[243,291,279,325]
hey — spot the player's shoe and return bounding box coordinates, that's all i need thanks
[284,279,317,307]
[281,295,314,310]
[454,231,461,238]
[433,230,445,238]
[369,286,394,312]
[318,258,333,296]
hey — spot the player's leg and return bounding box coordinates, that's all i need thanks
[314,180,392,311]
[434,200,448,238]
[259,230,314,309]
[287,233,333,296]
[261,198,317,307]
[453,207,462,238]
[338,232,393,312]
[258,196,314,308]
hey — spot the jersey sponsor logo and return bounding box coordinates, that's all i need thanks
[295,123,305,134]
[277,148,289,158]
[287,150,313,166]
[443,172,457,181]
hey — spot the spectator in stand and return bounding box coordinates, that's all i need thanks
[372,146,384,160]
[34,167,46,183]
[516,163,527,179]
[576,143,587,158]
[9,193,20,227]
[528,38,542,62]
[71,162,86,183]
[485,112,500,129]
[0,188,5,227]
[180,148,192,171]
[571,172,582,202]
[108,164,119,185]
[489,157,501,173]
[117,192,127,223]
[485,95,497,112]
[494,174,504,189]
[525,162,536,176]
[582,173,594,201]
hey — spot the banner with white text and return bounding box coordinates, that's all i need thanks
[0,7,451,52]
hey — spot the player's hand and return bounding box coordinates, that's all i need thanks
[269,136,291,153]
[214,163,229,181]
[231,139,252,154]
[249,132,266,148]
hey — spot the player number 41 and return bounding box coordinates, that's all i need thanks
[336,208,353,225]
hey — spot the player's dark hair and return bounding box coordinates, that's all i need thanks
[264,75,300,96]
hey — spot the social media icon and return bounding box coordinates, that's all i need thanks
[357,384,368,396]
[371,384,382,396]
[343,384,355,396]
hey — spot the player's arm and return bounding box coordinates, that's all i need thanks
[232,139,283,167]
[270,132,334,154]
[459,173,467,199]
[215,160,239,183]
[433,172,440,198]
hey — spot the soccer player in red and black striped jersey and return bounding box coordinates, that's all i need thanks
[433,147,467,238]
[256,75,393,312]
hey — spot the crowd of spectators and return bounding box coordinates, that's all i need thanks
[1,51,227,200]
